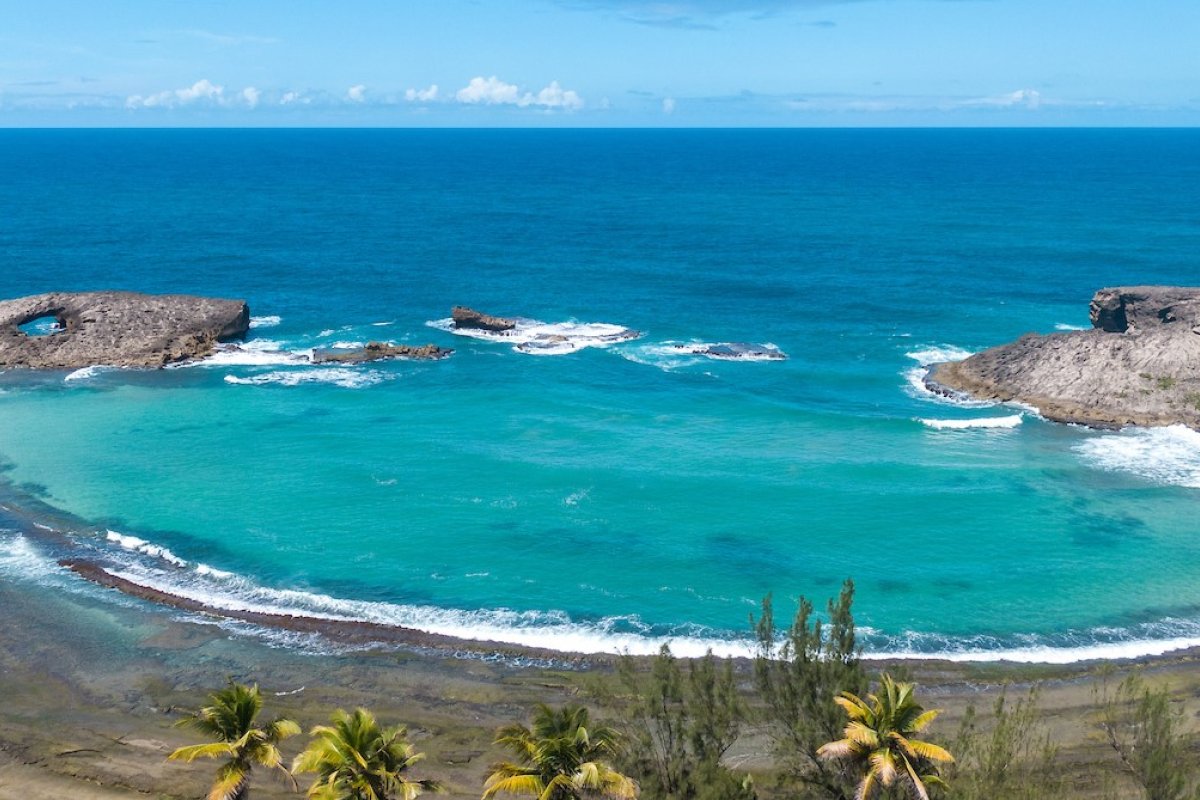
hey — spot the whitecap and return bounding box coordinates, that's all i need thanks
[427,317,640,355]
[224,368,386,389]
[1074,425,1200,489]
[1054,322,1088,331]
[64,366,108,382]
[919,415,1023,430]
[193,339,312,368]
[105,530,188,567]
[249,315,282,329]
[901,344,995,408]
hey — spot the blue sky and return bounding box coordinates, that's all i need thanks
[2,0,1197,126]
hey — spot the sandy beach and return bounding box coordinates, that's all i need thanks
[5,558,1200,800]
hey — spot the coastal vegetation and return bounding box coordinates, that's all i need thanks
[167,681,301,800]
[155,584,1200,800]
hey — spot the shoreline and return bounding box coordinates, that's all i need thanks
[4,479,1200,670]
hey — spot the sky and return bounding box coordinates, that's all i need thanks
[1,0,1198,127]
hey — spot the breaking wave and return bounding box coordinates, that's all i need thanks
[901,345,995,407]
[919,415,1023,430]
[249,315,282,329]
[427,317,640,355]
[1074,425,1200,489]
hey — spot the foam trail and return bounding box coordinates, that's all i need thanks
[224,368,386,389]
[919,415,1023,430]
[1054,322,1088,331]
[1074,425,1200,488]
[249,315,282,329]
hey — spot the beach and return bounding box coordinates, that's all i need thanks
[7,557,1200,799]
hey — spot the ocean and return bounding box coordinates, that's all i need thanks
[1,128,1199,663]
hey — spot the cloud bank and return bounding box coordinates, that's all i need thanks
[455,76,583,110]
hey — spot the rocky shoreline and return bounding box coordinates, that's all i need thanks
[0,291,250,369]
[928,286,1200,429]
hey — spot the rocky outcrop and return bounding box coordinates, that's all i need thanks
[929,286,1200,429]
[452,306,516,332]
[312,341,452,364]
[0,291,249,369]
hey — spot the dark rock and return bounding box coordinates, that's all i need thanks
[929,286,1200,429]
[451,306,516,332]
[312,341,452,364]
[0,291,249,369]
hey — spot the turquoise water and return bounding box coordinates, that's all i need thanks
[2,129,1200,661]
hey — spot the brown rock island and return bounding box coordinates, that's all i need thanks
[928,286,1200,429]
[312,341,453,363]
[0,291,250,369]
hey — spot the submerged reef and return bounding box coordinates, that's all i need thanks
[929,286,1200,429]
[0,291,249,369]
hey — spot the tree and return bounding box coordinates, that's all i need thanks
[818,673,953,800]
[752,579,867,799]
[611,645,755,799]
[947,684,1061,800]
[167,680,301,800]
[292,707,441,800]
[483,703,638,800]
[1098,672,1199,800]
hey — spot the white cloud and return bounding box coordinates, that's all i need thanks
[126,78,224,109]
[455,76,584,110]
[962,88,1042,109]
[531,81,584,110]
[405,84,440,102]
[241,86,261,109]
[347,84,367,103]
[457,76,523,105]
[662,97,677,114]
[280,91,301,105]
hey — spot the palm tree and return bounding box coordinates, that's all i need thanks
[817,674,953,800]
[168,680,301,800]
[293,707,442,800]
[482,703,638,800]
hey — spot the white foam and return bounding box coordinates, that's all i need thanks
[105,530,188,567]
[195,563,235,580]
[657,341,787,362]
[98,557,752,658]
[64,366,109,382]
[194,339,312,368]
[427,317,640,355]
[919,415,1023,430]
[327,341,366,350]
[224,368,386,389]
[0,534,65,585]
[249,315,282,329]
[902,344,996,407]
[1074,425,1200,489]
[1054,322,1088,331]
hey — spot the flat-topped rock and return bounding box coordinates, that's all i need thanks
[451,306,516,332]
[312,341,452,364]
[929,286,1200,429]
[0,291,250,369]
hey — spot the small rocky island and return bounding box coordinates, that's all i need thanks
[0,291,250,368]
[929,286,1200,429]
[312,341,452,364]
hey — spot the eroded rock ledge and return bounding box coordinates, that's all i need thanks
[929,286,1200,429]
[313,341,452,364]
[0,291,250,369]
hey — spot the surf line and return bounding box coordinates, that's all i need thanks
[58,558,599,666]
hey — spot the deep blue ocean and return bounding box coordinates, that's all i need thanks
[2,129,1199,662]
